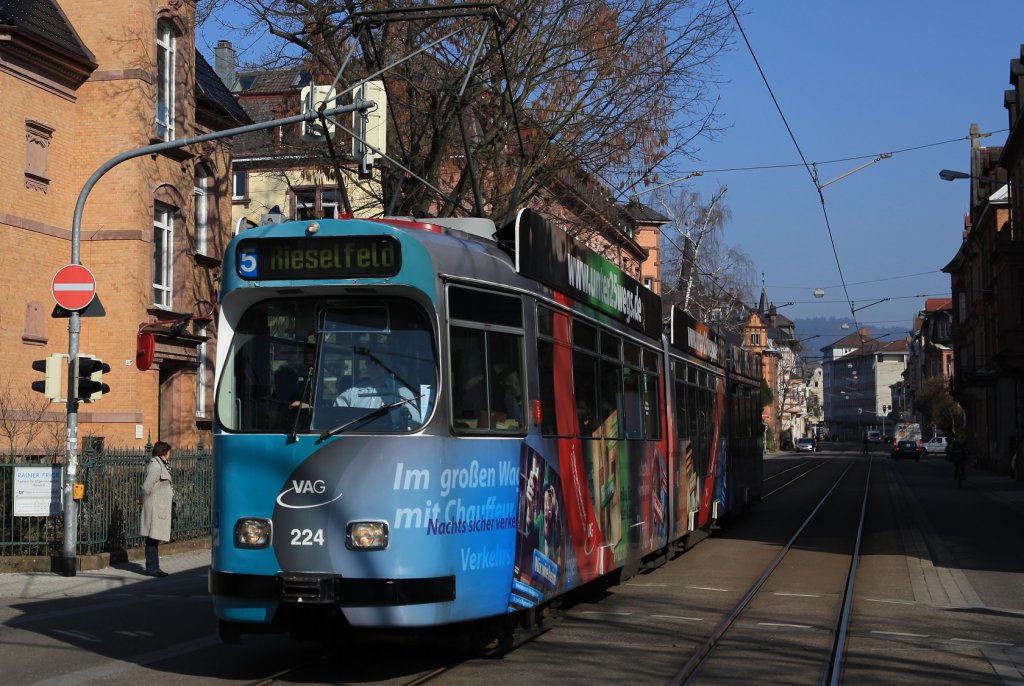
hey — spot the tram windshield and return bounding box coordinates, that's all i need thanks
[216,297,436,434]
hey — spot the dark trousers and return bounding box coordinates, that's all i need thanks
[145,537,161,572]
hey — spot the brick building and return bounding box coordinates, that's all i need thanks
[944,73,1024,475]
[1,0,248,456]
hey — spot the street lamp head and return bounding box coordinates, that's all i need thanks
[939,169,971,181]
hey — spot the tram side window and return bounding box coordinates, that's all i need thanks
[623,366,643,439]
[573,349,600,437]
[537,305,572,437]
[447,286,525,433]
[537,339,558,436]
[621,341,642,439]
[622,340,661,440]
[599,356,622,439]
[674,378,688,442]
[642,349,661,440]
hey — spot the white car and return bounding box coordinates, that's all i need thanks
[795,438,816,453]
[922,436,947,456]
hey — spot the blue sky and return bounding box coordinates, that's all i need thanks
[199,1,1024,334]
[676,1,1024,333]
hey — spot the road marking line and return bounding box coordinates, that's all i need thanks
[773,592,821,598]
[758,622,812,629]
[687,585,728,592]
[53,629,101,643]
[865,598,915,605]
[871,630,930,638]
[651,614,703,622]
[951,638,1015,647]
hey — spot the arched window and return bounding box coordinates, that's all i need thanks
[156,19,176,141]
[153,202,174,308]
[194,166,209,255]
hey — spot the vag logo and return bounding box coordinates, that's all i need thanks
[276,479,344,509]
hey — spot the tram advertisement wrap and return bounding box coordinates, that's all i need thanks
[509,445,571,610]
[269,436,523,620]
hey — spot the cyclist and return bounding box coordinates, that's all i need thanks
[948,433,968,485]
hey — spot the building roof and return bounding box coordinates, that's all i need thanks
[196,50,252,126]
[0,0,95,65]
[924,298,952,312]
[821,328,873,352]
[623,201,670,224]
[237,67,310,94]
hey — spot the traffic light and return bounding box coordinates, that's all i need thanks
[31,353,67,401]
[74,354,110,402]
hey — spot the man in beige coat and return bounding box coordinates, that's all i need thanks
[140,441,173,577]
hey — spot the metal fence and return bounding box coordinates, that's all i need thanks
[0,445,212,557]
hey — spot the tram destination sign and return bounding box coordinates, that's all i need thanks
[510,208,662,338]
[236,235,401,280]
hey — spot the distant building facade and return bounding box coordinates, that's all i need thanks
[944,100,1023,475]
[821,329,908,440]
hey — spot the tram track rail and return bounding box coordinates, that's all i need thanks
[671,455,875,685]
[762,458,832,499]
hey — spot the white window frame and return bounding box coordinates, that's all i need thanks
[231,170,247,199]
[321,188,340,219]
[194,168,209,255]
[195,324,208,417]
[156,20,176,141]
[153,203,173,308]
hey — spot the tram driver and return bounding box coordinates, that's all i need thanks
[334,360,422,424]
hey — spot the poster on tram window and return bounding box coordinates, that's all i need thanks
[13,466,63,517]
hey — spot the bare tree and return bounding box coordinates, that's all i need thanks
[198,0,734,225]
[656,185,755,332]
[0,379,56,459]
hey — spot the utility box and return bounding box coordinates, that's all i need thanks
[352,80,387,179]
[300,85,338,141]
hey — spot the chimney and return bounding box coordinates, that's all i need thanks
[214,40,238,91]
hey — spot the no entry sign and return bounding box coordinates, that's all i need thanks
[51,264,97,311]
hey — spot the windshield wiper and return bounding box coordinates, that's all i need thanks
[318,394,423,441]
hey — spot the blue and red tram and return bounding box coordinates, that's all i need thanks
[209,208,763,640]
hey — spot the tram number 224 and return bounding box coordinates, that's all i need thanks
[291,529,326,546]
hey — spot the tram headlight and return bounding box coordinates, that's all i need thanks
[346,521,389,551]
[234,518,272,548]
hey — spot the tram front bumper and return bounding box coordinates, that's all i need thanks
[210,569,456,607]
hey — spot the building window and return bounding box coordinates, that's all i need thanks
[156,20,176,141]
[194,167,209,255]
[196,324,208,417]
[232,170,247,199]
[751,331,762,346]
[153,202,173,308]
[293,187,340,220]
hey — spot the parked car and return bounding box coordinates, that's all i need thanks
[795,438,816,453]
[922,436,948,456]
[892,439,922,461]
